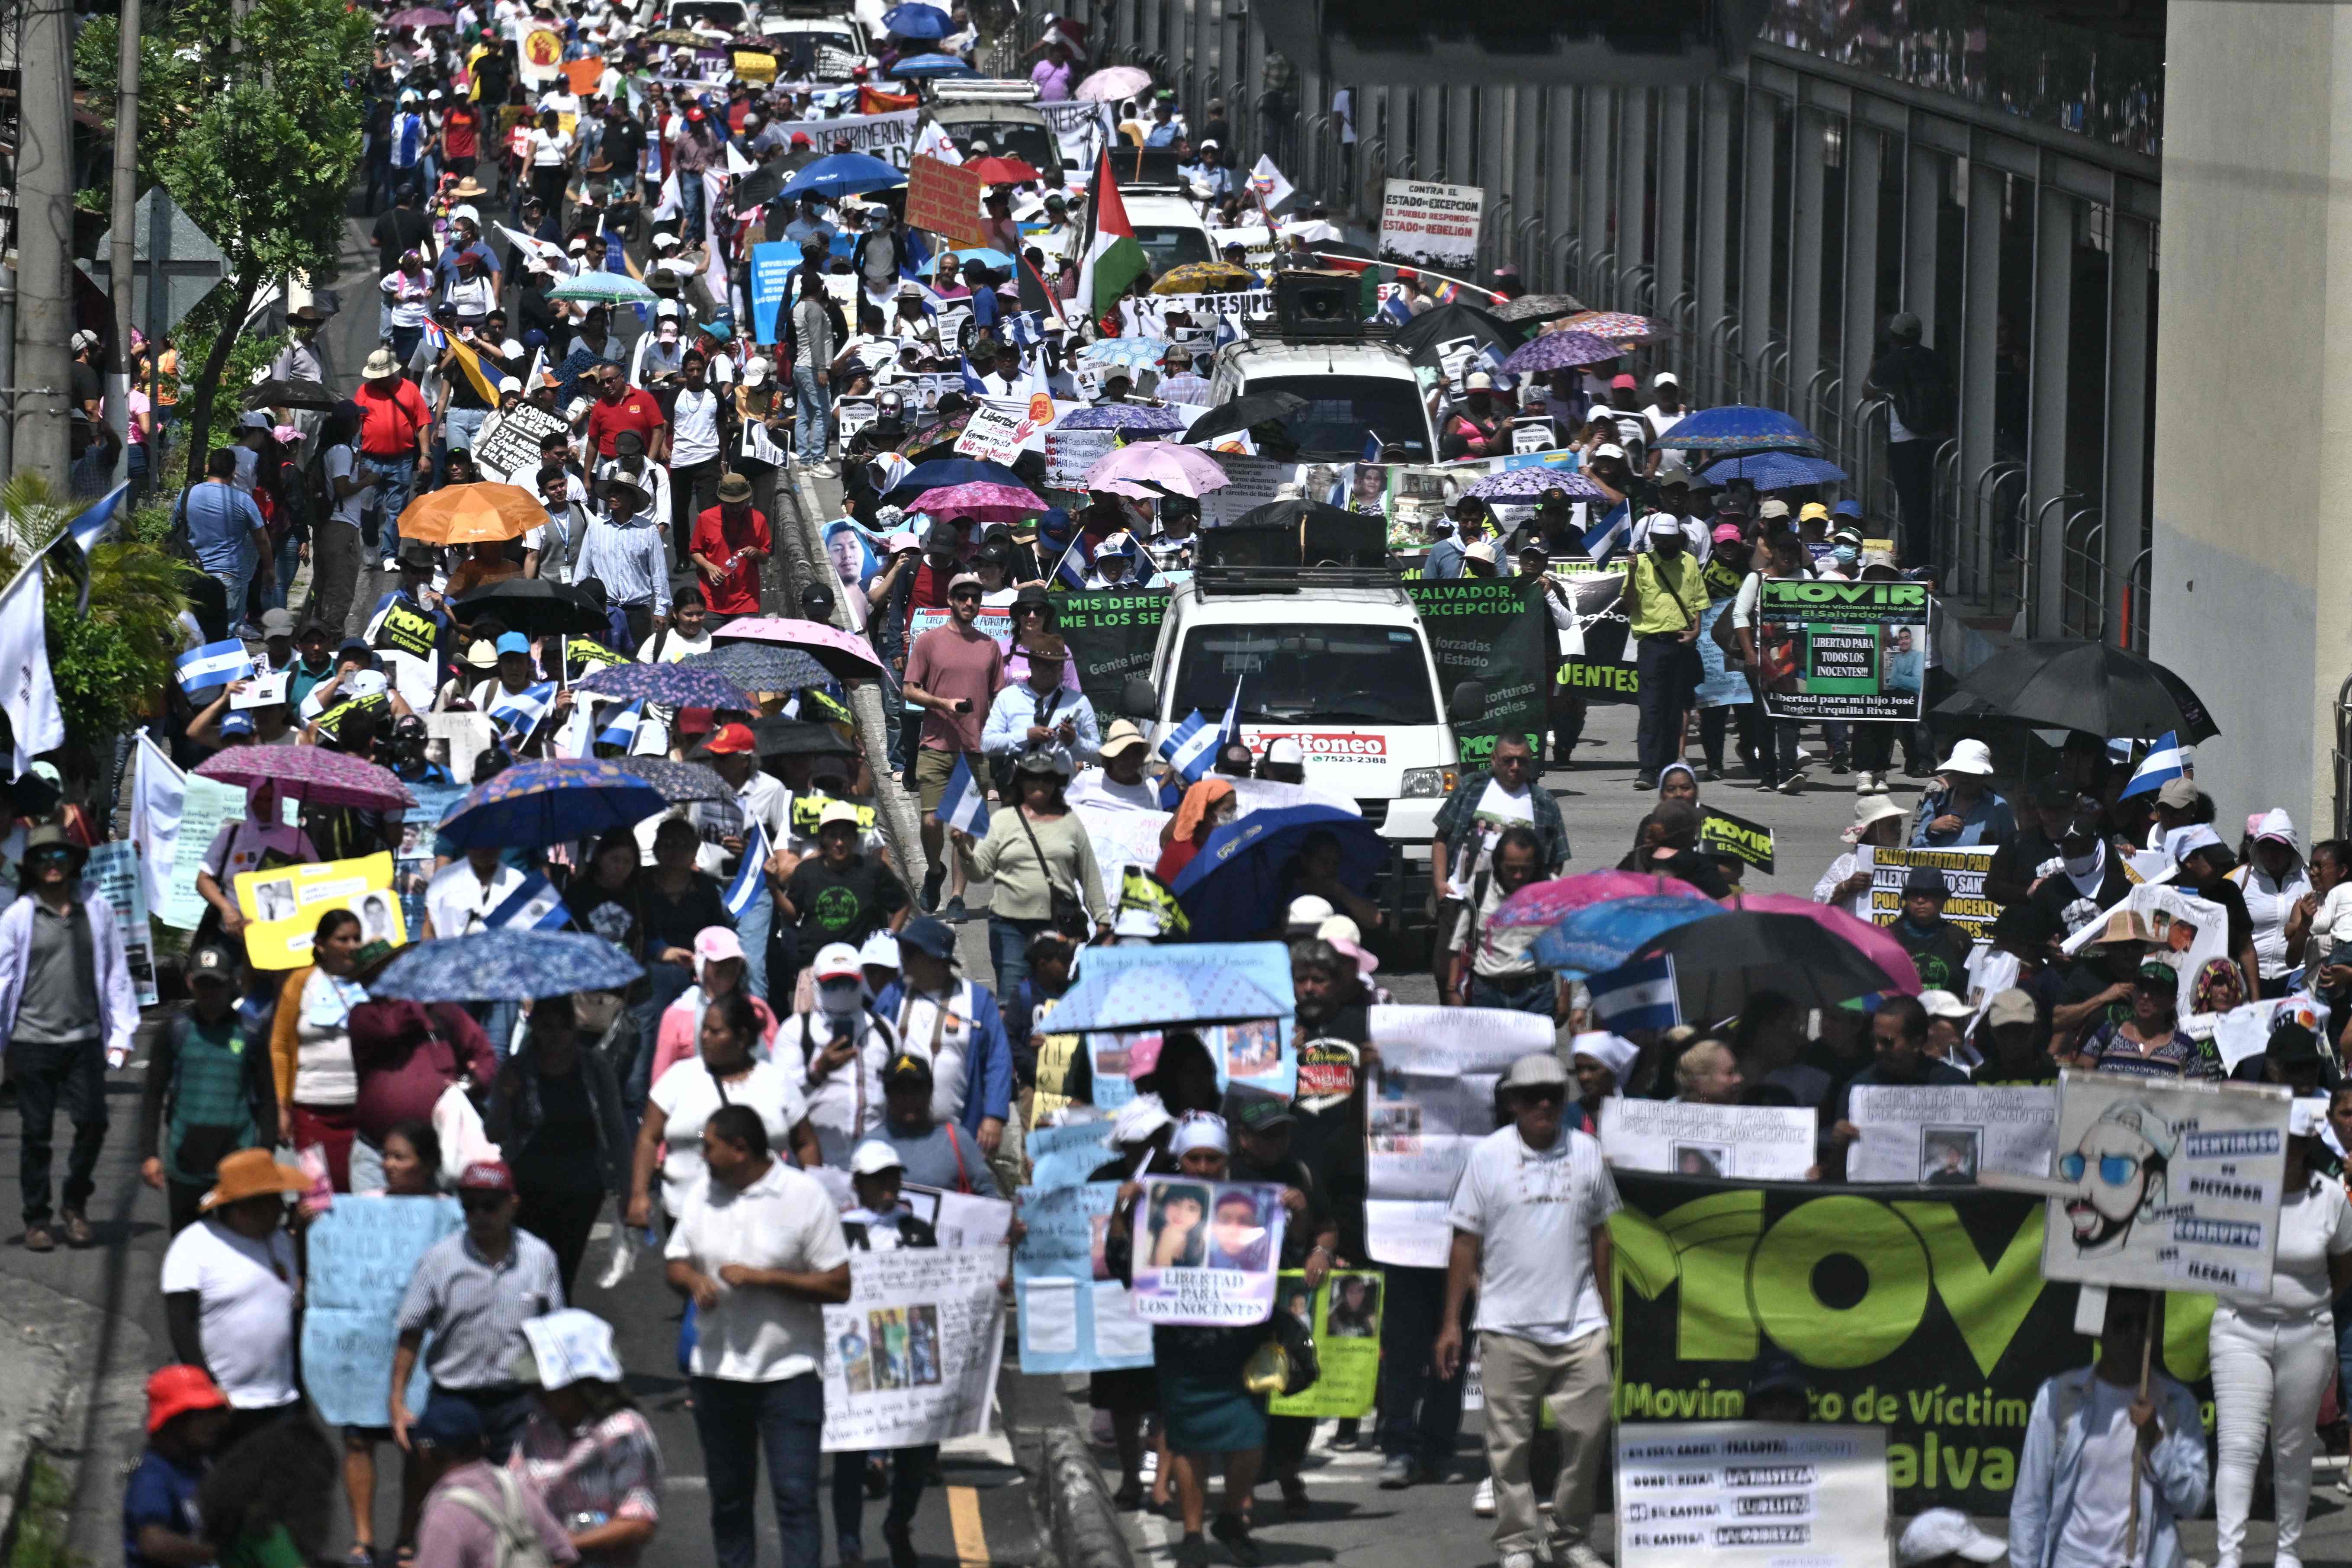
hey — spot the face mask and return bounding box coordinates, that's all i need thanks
[818,979,861,1018]
[1832,545,1858,565]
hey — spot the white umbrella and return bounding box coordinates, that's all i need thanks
[1076,64,1152,103]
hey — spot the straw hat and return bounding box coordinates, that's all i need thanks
[199,1147,308,1212]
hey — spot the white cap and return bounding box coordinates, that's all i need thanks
[1286,894,1335,926]
[1267,737,1303,766]
[1464,371,1493,391]
[1591,442,1626,461]
[810,941,863,981]
[817,800,864,832]
[346,670,390,699]
[653,232,680,250]
[1896,1510,2007,1565]
[1918,988,1972,1020]
[1464,540,1497,564]
[1652,371,1679,387]
[849,1139,906,1177]
[452,203,480,225]
[1644,513,1684,539]
[742,358,771,388]
[858,931,901,970]
[498,376,524,394]
[1168,1111,1230,1156]
[655,298,681,318]
[1938,738,1996,776]
[1570,1031,1640,1081]
[1112,1092,1173,1145]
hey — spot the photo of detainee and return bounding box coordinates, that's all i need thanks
[1369,1102,1421,1154]
[1326,1273,1382,1338]
[869,1308,909,1391]
[1673,1142,1730,1178]
[1921,1128,1981,1185]
[1206,1189,1272,1272]
[906,1305,942,1388]
[251,877,297,923]
[1144,1180,1214,1271]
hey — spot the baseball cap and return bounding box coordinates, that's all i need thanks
[884,1051,935,1088]
[1710,522,1743,544]
[1591,442,1626,461]
[1267,737,1304,766]
[1652,371,1679,387]
[457,1160,514,1193]
[1896,1510,2006,1566]
[948,572,985,592]
[187,944,238,985]
[1902,865,1950,897]
[411,1391,487,1450]
[1757,498,1792,521]
[1986,989,2037,1028]
[1287,895,1336,928]
[860,931,901,970]
[2155,777,2200,810]
[810,941,864,981]
[495,631,531,656]
[145,1365,230,1434]
[694,927,745,967]
[1501,1053,1570,1090]
[817,801,863,833]
[1226,1088,1296,1132]
[1918,989,1971,1020]
[259,608,296,636]
[702,722,757,756]
[851,1140,906,1176]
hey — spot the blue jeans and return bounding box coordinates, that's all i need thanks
[445,405,488,452]
[681,170,708,244]
[691,1373,824,1568]
[990,914,1046,1003]
[736,884,773,1012]
[261,530,300,614]
[389,325,422,366]
[793,364,829,464]
[831,1445,937,1559]
[206,553,256,630]
[363,451,417,562]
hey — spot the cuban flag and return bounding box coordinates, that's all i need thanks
[597,699,646,751]
[487,870,572,931]
[2118,732,2186,800]
[177,639,257,700]
[488,679,558,742]
[723,818,772,921]
[1582,499,1633,566]
[421,319,448,353]
[937,755,990,839]
[1587,954,1681,1032]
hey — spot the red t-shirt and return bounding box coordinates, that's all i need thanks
[356,377,430,457]
[585,387,667,458]
[902,623,1003,752]
[691,504,771,616]
[444,104,480,160]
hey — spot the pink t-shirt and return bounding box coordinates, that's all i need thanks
[903,623,1004,753]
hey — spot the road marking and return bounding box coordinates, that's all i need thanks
[948,1484,989,1564]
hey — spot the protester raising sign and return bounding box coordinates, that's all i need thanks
[1753,578,1931,723]
[905,154,989,250]
[1130,1178,1287,1325]
[1599,1099,1816,1181]
[233,852,407,968]
[1853,845,2000,945]
[1012,1181,1154,1373]
[1616,1422,1890,1568]
[820,1245,1006,1451]
[1266,1270,1382,1419]
[1698,807,1774,875]
[300,1194,463,1428]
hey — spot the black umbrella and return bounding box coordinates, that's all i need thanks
[1934,639,2220,745]
[1491,292,1588,325]
[752,715,855,758]
[735,147,819,212]
[1224,498,1360,531]
[1179,390,1308,447]
[1634,911,1900,1022]
[452,578,610,637]
[682,643,831,693]
[1393,301,1523,365]
[243,377,340,411]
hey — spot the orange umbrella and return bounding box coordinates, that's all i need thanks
[397,482,547,546]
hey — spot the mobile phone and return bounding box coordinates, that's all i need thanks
[955,698,974,713]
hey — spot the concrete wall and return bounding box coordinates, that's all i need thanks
[2151,2,2352,835]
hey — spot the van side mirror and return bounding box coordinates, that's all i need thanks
[1121,676,1159,719]
[1449,681,1488,725]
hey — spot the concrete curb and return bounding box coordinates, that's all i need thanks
[0,1271,106,1558]
[1004,1366,1134,1568]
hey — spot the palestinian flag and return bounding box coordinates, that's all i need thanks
[1075,148,1149,327]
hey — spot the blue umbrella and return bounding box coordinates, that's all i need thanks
[1169,806,1388,943]
[951,247,1015,270]
[778,153,909,202]
[437,759,669,850]
[1699,451,1849,491]
[681,643,831,694]
[613,757,730,803]
[1076,337,1171,371]
[1530,894,1726,977]
[889,52,977,77]
[368,931,645,1003]
[576,660,752,709]
[881,1,949,39]
[1059,404,1187,432]
[1041,964,1284,1035]
[880,456,1027,502]
[1649,405,1824,455]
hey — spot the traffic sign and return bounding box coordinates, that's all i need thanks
[84,187,228,335]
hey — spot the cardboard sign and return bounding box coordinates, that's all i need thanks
[1617,1423,1890,1568]
[906,154,989,251]
[233,852,406,969]
[559,56,603,95]
[1377,178,1485,270]
[1699,808,1775,874]
[954,397,1042,464]
[470,403,569,487]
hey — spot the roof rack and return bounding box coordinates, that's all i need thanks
[1194,565,1402,598]
[929,79,1042,104]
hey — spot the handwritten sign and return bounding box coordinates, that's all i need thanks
[160,775,249,931]
[1599,1099,1816,1181]
[820,1245,1006,1450]
[1363,1004,1556,1268]
[1014,1182,1154,1372]
[470,403,569,488]
[905,154,989,251]
[300,1195,463,1428]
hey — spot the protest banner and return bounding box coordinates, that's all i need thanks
[750,241,797,344]
[1403,576,1548,765]
[301,1195,463,1428]
[1616,1422,1889,1568]
[85,842,159,1006]
[1989,1070,2290,1295]
[1073,803,1172,915]
[820,1245,1005,1450]
[900,1185,1013,1249]
[1012,1182,1155,1373]
[1600,1100,1816,1180]
[776,106,919,167]
[1853,845,2000,944]
[1378,178,1485,270]
[1131,1178,1287,1325]
[1043,424,1119,488]
[469,403,569,486]
[1694,601,1748,708]
[1553,571,1639,704]
[1266,1270,1382,1418]
[909,606,1013,651]
[1364,1005,1558,1267]
[1051,589,1171,713]
[1026,1122,1115,1192]
[1609,1169,2220,1514]
[234,852,405,969]
[2057,881,2243,1022]
[1076,941,1297,1106]
[394,781,463,952]
[1847,1085,2058,1185]
[1754,578,1931,722]
[1038,100,1115,173]
[906,154,990,250]
[1698,808,1774,875]
[1198,453,1294,528]
[160,772,249,931]
[954,396,1051,463]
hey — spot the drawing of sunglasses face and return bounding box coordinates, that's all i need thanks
[2061,1118,2165,1254]
[2058,1151,2147,1187]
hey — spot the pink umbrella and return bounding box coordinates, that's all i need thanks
[1083,441,1230,500]
[1490,869,1714,933]
[910,482,1047,521]
[1719,892,1922,995]
[195,746,416,812]
[711,616,885,680]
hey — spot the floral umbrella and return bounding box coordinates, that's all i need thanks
[909,481,1048,521]
[368,931,644,1003]
[575,661,753,709]
[1076,337,1173,371]
[613,757,731,804]
[1557,310,1671,345]
[1059,404,1187,432]
[681,643,832,694]
[1500,331,1624,375]
[1462,466,1610,501]
[435,759,668,850]
[194,747,415,812]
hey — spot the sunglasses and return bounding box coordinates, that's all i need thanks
[2058,1151,2146,1187]
[948,590,982,602]
[1518,1085,1567,1105]
[459,1193,506,1213]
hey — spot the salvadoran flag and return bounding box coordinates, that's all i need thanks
[487,870,573,931]
[488,679,558,741]
[547,702,595,759]
[959,353,991,396]
[1158,710,1221,786]
[177,639,256,698]
[2118,732,2186,800]
[1587,953,1681,1032]
[597,699,645,751]
[938,755,990,839]
[723,818,771,920]
[1582,499,1633,566]
[65,482,129,556]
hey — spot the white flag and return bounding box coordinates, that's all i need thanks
[911,120,963,166]
[726,140,756,176]
[0,559,63,771]
[128,733,185,918]
[651,169,681,222]
[1248,154,1295,213]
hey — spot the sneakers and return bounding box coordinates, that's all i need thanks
[1378,1455,1414,1489]
[1472,1477,1495,1517]
[920,865,945,913]
[1778,774,1803,794]
[1829,752,1851,776]
[1555,1542,1610,1568]
[1854,770,1879,792]
[1209,1513,1260,1567]
[1632,776,1657,791]
[941,894,970,923]
[1139,1448,1159,1485]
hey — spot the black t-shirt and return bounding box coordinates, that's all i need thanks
[784,855,907,945]
[640,872,731,958]
[71,361,102,421]
[372,206,432,276]
[564,877,639,954]
[1985,828,2060,906]
[1892,917,1974,993]
[1287,1006,1370,1261]
[2190,875,2256,962]
[2025,855,2135,940]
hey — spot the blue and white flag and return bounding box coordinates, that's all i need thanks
[488,679,558,740]
[176,639,255,699]
[937,755,990,839]
[486,870,572,932]
[597,699,646,751]
[1587,953,1681,1033]
[1582,499,1633,566]
[1158,710,1221,786]
[723,818,771,921]
[2118,731,2186,800]
[65,482,128,556]
[547,702,595,760]
[959,353,992,396]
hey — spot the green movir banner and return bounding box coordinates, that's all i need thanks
[1609,1173,2218,1516]
[1754,577,1930,722]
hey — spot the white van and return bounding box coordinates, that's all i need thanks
[1208,337,1439,462]
[1123,190,1218,277]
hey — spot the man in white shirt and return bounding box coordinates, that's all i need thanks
[665,1102,851,1568]
[691,722,792,1002]
[1065,720,1160,811]
[1435,1054,1619,1568]
[158,1148,308,1442]
[424,845,529,938]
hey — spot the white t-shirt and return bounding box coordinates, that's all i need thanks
[1444,777,1536,898]
[649,1057,807,1217]
[638,626,714,663]
[771,1010,900,1171]
[424,859,529,939]
[671,386,722,467]
[530,127,574,167]
[2220,1176,2352,1320]
[325,443,368,527]
[1445,1124,1620,1344]
[665,1159,849,1382]
[158,1220,300,1408]
[1066,771,1163,813]
[2054,1377,2146,1568]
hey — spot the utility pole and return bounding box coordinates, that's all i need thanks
[109,0,145,490]
[13,0,77,487]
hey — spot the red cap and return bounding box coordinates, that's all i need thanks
[1610,372,1638,389]
[457,1160,514,1193]
[790,130,811,146]
[146,1365,228,1434]
[704,721,757,756]
[685,105,705,121]
[1711,522,1744,544]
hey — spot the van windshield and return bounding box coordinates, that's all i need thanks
[948,122,1060,178]
[1243,374,1432,459]
[1172,625,1438,726]
[1134,225,1215,274]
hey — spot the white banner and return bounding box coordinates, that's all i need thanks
[1042,425,1119,489]
[1846,1084,2057,1185]
[1377,178,1485,271]
[820,1245,1006,1452]
[1363,1005,1558,1268]
[1617,1423,1890,1568]
[783,107,920,169]
[1073,803,1171,915]
[2056,880,2239,1031]
[1599,1100,1816,1182]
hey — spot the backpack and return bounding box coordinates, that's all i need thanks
[443,1468,557,1568]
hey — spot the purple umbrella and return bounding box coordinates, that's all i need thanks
[910,481,1049,521]
[1059,405,1187,432]
[1464,466,1609,501]
[195,747,416,812]
[1501,331,1624,375]
[384,6,453,26]
[576,661,753,709]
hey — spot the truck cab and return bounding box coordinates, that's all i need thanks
[917,80,1067,188]
[1208,337,1439,462]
